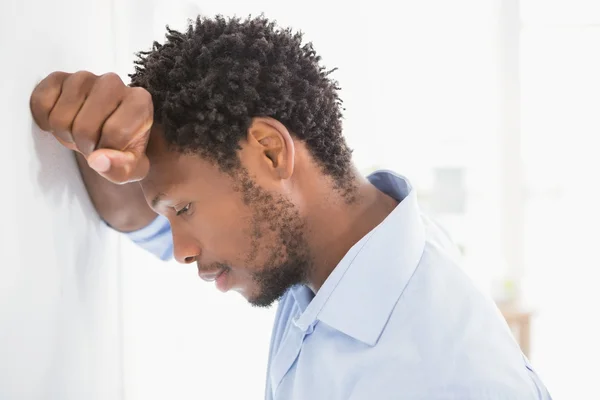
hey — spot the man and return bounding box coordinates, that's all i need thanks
[30,14,551,400]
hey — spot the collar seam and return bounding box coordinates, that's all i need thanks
[295,230,378,330]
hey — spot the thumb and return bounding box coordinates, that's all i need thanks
[87,148,150,184]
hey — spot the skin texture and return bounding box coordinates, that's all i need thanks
[141,118,398,306]
[30,71,157,232]
[30,73,398,307]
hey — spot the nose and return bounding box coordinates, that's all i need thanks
[172,230,201,265]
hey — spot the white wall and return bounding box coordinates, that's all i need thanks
[0,1,125,398]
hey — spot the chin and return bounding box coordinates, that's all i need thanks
[247,291,283,308]
[233,282,286,308]
[234,290,271,308]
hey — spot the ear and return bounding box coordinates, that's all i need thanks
[246,117,295,180]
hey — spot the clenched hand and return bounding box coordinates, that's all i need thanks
[30,71,153,184]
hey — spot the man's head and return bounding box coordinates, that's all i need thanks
[130,15,355,307]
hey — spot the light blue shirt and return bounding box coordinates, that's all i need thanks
[127,170,552,400]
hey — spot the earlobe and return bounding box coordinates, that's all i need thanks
[247,118,295,180]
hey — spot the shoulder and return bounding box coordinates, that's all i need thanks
[348,362,543,399]
[365,216,544,398]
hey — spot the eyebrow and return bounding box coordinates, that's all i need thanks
[151,192,167,208]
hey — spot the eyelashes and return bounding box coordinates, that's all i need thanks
[176,203,193,216]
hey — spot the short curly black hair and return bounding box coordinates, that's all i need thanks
[129,14,355,195]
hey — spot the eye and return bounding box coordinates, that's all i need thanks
[176,203,193,216]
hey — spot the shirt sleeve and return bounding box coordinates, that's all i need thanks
[123,214,173,261]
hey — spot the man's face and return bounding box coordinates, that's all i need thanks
[140,125,313,307]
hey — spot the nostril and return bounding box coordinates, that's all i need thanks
[184,256,196,264]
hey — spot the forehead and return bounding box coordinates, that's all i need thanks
[140,126,226,201]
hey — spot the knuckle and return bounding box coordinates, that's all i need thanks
[63,71,95,99]
[47,111,70,132]
[128,87,153,107]
[72,119,97,138]
[94,73,126,101]
[98,72,124,88]
[71,70,96,83]
[47,70,68,83]
[101,118,118,136]
[72,124,98,153]
[31,72,64,111]
[129,88,154,125]
[101,120,130,147]
[110,165,134,184]
[115,124,132,141]
[122,164,134,179]
[30,90,53,113]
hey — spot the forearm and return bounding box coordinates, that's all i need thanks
[75,152,157,232]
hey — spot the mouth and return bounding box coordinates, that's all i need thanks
[214,268,230,293]
[198,267,231,293]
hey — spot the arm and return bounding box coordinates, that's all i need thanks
[76,149,173,261]
[31,71,156,232]
[31,71,172,260]
[74,151,156,232]
[75,151,173,260]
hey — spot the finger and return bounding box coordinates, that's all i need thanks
[30,71,69,132]
[47,71,97,146]
[54,135,79,152]
[97,87,153,153]
[72,72,125,156]
[87,148,150,184]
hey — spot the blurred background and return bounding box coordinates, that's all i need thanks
[2,0,599,399]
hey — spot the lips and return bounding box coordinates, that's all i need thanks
[197,264,232,293]
[197,267,226,282]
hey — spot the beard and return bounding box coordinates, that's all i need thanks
[239,171,313,308]
[200,170,314,307]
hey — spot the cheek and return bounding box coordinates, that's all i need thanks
[194,198,255,263]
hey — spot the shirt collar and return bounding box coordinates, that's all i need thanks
[291,170,426,346]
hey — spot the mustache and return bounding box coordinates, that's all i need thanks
[196,262,231,273]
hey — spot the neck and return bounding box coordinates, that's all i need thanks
[303,170,398,293]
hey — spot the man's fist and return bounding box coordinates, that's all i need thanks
[30,71,154,184]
